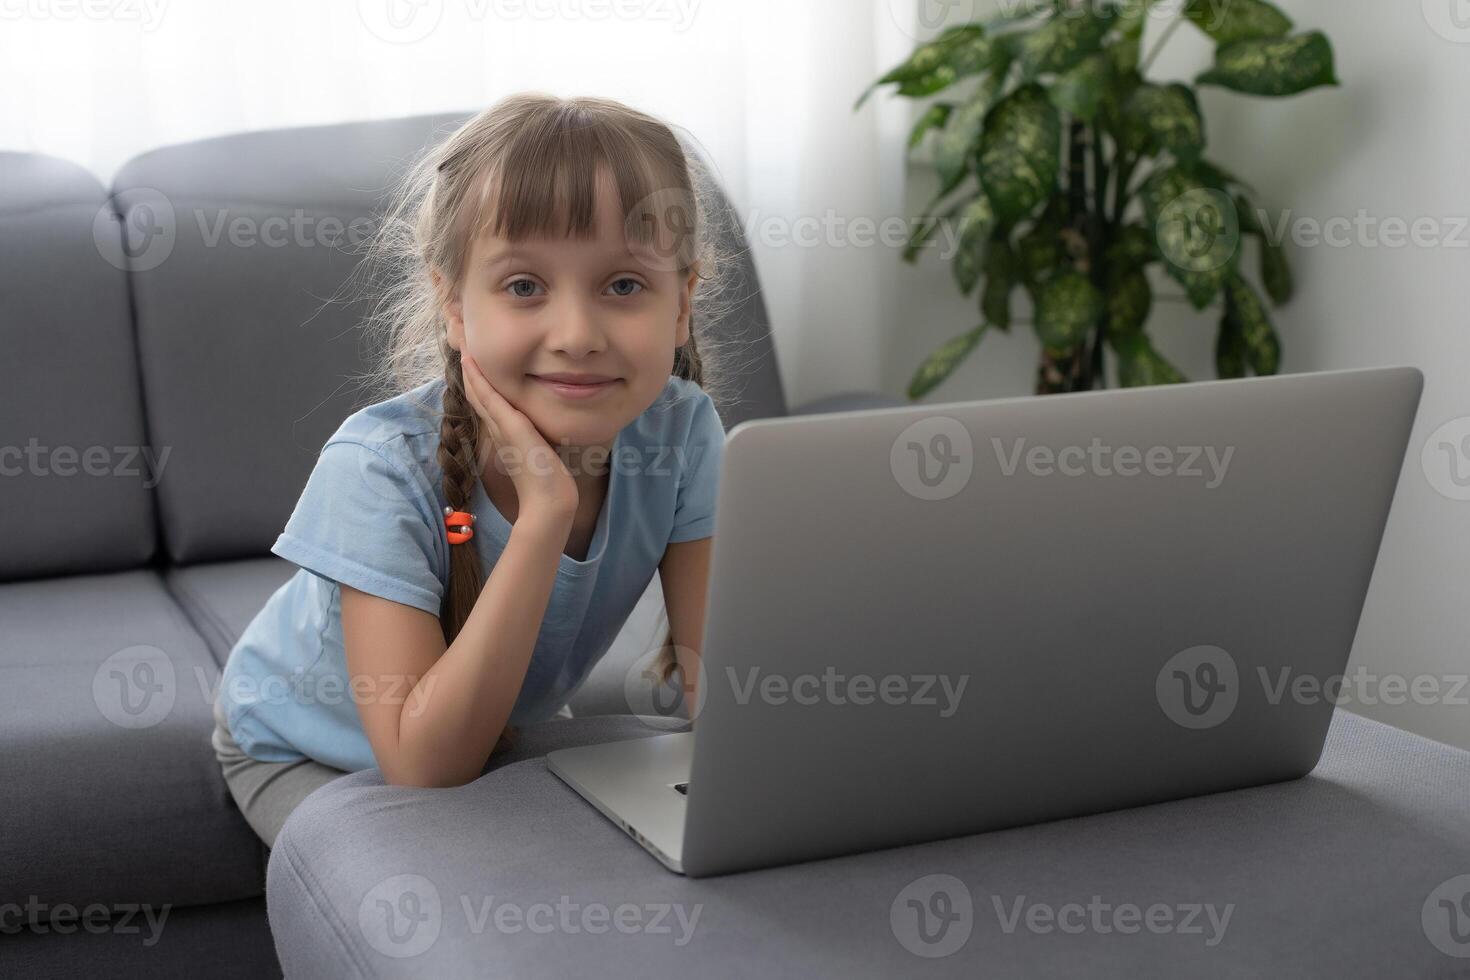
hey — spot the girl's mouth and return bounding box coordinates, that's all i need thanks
[529,374,620,400]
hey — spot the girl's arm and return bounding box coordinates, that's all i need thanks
[659,536,713,720]
[341,504,575,788]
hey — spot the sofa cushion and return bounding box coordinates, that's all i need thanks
[0,570,266,912]
[0,152,155,581]
[0,896,279,980]
[165,556,297,666]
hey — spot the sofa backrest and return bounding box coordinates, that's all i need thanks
[111,113,474,565]
[0,152,157,581]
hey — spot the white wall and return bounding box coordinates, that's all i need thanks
[889,1,1470,749]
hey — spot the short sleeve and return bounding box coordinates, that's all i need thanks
[270,439,445,615]
[668,392,726,543]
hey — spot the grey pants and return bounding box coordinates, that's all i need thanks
[211,697,348,848]
[211,697,576,847]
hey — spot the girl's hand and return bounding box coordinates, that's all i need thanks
[461,353,580,521]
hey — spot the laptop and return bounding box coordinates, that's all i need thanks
[547,366,1424,877]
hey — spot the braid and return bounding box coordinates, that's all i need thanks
[438,341,520,758]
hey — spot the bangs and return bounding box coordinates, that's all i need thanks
[461,107,699,268]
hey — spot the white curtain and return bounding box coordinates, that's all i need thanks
[0,0,930,407]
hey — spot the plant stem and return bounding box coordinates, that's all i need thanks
[1067,120,1088,226]
[1111,154,1138,227]
[1089,126,1110,390]
[1091,127,1110,233]
[1140,15,1183,75]
[1066,120,1089,393]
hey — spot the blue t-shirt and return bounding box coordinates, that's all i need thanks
[217,373,724,771]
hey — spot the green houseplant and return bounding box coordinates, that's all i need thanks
[856,0,1339,397]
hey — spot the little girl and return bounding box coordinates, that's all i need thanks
[211,93,739,847]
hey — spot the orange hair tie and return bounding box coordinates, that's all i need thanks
[443,506,475,545]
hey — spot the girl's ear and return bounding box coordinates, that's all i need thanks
[431,268,466,352]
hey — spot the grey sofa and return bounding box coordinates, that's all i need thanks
[3,113,1470,979]
[0,113,897,978]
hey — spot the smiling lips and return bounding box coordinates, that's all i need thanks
[530,373,620,400]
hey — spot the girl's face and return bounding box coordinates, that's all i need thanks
[439,167,697,457]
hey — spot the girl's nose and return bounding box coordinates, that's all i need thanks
[545,299,607,357]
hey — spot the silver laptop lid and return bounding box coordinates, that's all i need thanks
[680,367,1423,877]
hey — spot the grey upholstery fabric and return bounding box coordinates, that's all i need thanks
[0,897,279,980]
[113,113,472,565]
[0,570,267,912]
[266,709,1470,979]
[0,152,156,581]
[166,556,297,666]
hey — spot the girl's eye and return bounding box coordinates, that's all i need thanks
[503,277,644,299]
[506,279,542,299]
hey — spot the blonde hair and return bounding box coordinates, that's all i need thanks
[347,93,744,754]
